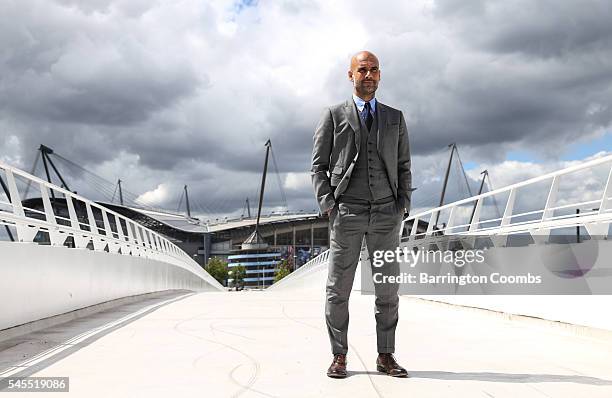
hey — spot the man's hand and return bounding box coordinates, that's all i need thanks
[326,205,335,217]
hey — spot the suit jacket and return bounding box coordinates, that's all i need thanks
[311,98,414,215]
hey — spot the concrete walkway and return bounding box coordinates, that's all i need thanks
[1,284,612,397]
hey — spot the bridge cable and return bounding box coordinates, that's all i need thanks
[269,144,288,210]
[49,153,164,211]
[485,174,502,218]
[454,148,474,198]
[110,181,118,204]
[176,189,185,213]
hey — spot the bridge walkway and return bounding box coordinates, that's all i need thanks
[1,285,612,397]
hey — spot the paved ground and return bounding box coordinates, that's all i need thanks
[1,277,612,397]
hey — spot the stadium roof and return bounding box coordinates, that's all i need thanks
[123,206,320,234]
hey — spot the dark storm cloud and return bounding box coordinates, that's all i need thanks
[0,0,214,172]
[0,2,201,127]
[434,0,612,58]
[362,0,612,162]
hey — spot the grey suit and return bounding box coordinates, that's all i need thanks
[312,100,413,214]
[311,98,414,355]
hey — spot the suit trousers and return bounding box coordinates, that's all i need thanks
[325,199,402,355]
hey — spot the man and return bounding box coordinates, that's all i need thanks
[311,51,413,378]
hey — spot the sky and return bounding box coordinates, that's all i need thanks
[0,0,611,220]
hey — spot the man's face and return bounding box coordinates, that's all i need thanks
[348,54,380,98]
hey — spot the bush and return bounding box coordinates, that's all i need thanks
[206,257,228,285]
[274,259,292,283]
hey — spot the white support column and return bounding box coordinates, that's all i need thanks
[6,170,23,217]
[102,210,120,253]
[65,195,79,230]
[64,195,86,248]
[585,163,612,236]
[85,203,97,234]
[6,169,38,243]
[501,189,516,228]
[531,177,559,243]
[86,203,105,251]
[155,234,162,253]
[460,199,483,249]
[153,234,161,252]
[115,215,130,255]
[542,176,560,221]
[409,217,419,239]
[135,224,145,257]
[598,164,612,214]
[146,230,153,250]
[426,212,436,237]
[125,221,138,256]
[136,226,147,257]
[446,206,457,233]
[101,209,112,237]
[40,184,64,246]
[493,188,517,247]
[143,228,153,257]
[140,228,149,250]
[469,198,483,232]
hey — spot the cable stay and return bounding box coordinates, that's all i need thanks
[269,144,288,211]
[176,188,185,213]
[242,139,272,250]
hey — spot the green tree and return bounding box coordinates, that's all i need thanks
[274,259,292,283]
[230,265,246,290]
[206,257,228,286]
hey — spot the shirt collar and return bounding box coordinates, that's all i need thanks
[352,94,376,113]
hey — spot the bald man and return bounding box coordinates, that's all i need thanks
[311,51,413,378]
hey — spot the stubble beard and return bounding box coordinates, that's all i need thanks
[354,80,378,99]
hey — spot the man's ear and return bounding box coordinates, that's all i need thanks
[347,71,353,81]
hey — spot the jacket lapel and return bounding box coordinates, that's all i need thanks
[376,101,387,155]
[344,100,361,152]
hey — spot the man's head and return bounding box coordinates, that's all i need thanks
[348,51,380,101]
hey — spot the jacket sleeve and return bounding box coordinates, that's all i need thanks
[311,107,336,214]
[397,111,415,213]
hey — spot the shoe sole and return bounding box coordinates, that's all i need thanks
[327,372,347,379]
[377,365,409,378]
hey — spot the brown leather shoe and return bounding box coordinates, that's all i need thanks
[376,353,408,377]
[327,354,347,378]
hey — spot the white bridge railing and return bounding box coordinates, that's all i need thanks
[268,154,612,288]
[268,249,330,289]
[0,161,220,286]
[402,154,612,245]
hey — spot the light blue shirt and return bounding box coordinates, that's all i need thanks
[352,94,376,115]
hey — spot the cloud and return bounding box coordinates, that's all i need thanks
[284,172,310,191]
[135,183,170,206]
[1,0,611,218]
